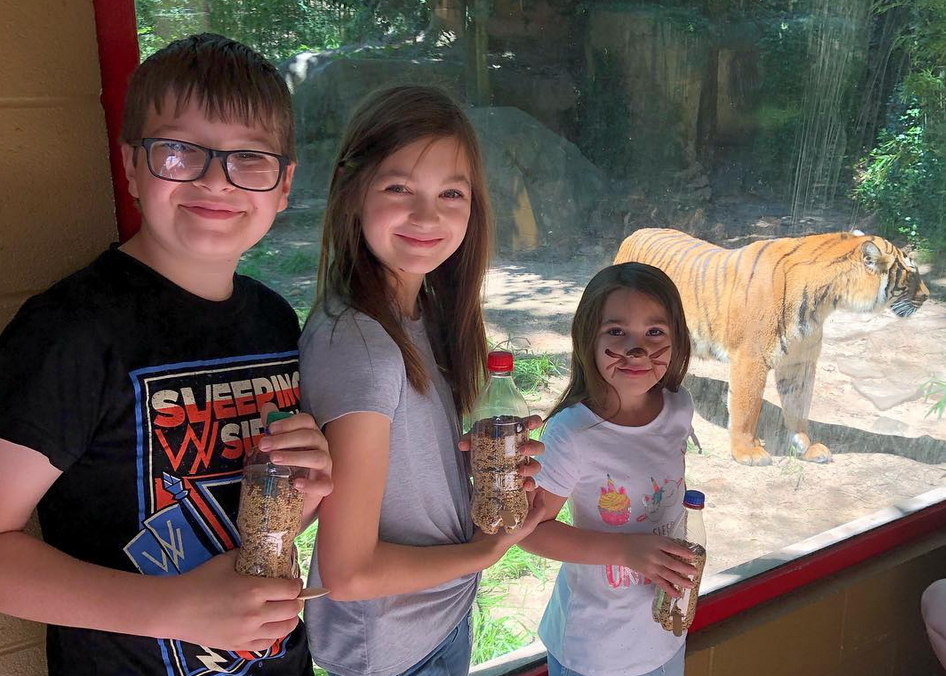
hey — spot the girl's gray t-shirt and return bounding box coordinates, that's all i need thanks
[299,306,477,676]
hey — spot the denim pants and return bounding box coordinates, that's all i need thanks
[546,644,685,676]
[328,613,472,676]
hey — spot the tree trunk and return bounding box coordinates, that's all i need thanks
[472,0,490,106]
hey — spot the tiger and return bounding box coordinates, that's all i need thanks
[614,228,930,466]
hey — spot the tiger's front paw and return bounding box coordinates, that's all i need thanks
[791,433,832,463]
[732,445,771,466]
[802,443,831,463]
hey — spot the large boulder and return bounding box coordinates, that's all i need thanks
[468,107,607,254]
[290,57,467,145]
[286,53,578,142]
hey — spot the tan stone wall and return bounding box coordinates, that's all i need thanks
[0,0,116,674]
[685,531,946,676]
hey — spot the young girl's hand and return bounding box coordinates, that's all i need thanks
[458,414,544,490]
[622,534,699,598]
[256,403,333,516]
[470,488,548,561]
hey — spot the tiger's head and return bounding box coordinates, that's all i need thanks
[861,237,929,317]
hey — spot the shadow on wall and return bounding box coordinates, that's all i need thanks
[686,373,946,464]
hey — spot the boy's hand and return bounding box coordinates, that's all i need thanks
[172,550,304,651]
[459,414,544,490]
[256,403,333,510]
[621,534,698,598]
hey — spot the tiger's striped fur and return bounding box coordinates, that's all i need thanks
[614,228,929,465]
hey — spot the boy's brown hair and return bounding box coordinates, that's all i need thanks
[316,85,492,414]
[547,262,692,422]
[121,33,295,160]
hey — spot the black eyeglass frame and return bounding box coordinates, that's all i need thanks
[133,137,291,192]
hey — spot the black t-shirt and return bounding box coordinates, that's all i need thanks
[0,248,311,676]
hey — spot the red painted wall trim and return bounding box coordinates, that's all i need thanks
[93,0,141,242]
[690,499,946,632]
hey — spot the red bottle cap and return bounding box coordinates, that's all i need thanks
[487,350,514,373]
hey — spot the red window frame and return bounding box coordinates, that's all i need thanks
[94,0,141,242]
[92,1,946,673]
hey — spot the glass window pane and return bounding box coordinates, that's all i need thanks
[134,1,946,672]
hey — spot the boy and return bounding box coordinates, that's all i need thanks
[0,34,331,676]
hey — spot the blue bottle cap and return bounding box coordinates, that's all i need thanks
[683,490,705,509]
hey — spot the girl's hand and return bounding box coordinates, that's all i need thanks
[622,534,698,598]
[459,414,544,490]
[257,404,333,509]
[470,488,548,561]
[170,549,305,652]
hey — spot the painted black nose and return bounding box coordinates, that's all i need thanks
[626,347,647,358]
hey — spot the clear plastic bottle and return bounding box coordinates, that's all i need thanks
[469,351,531,534]
[652,490,707,636]
[235,411,305,579]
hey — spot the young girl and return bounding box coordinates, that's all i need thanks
[521,262,700,676]
[298,85,544,676]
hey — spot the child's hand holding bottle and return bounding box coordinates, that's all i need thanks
[621,534,698,597]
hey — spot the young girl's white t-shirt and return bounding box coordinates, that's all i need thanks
[536,388,693,676]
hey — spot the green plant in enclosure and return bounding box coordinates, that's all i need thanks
[489,337,564,397]
[924,379,946,420]
[135,0,432,62]
[855,96,946,254]
[471,586,534,665]
[855,0,946,260]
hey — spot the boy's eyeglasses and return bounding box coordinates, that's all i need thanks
[133,138,290,192]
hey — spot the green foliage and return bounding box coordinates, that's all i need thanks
[924,379,946,420]
[472,544,551,665]
[471,588,534,665]
[557,499,572,525]
[295,520,318,582]
[135,0,431,62]
[751,14,809,186]
[854,97,946,252]
[482,545,550,585]
[237,242,314,324]
[279,249,319,275]
[855,0,946,258]
[512,353,563,397]
[488,338,563,397]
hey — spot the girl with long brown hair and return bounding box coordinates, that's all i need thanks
[521,262,700,676]
[297,85,544,676]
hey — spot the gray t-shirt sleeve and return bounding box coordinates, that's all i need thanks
[299,310,404,425]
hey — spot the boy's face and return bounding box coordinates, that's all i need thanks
[121,97,294,265]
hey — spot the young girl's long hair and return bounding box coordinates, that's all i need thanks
[316,85,492,413]
[546,263,691,422]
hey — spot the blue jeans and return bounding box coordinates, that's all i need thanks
[546,644,685,676]
[328,613,471,676]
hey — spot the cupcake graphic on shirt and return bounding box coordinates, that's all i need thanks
[598,474,631,526]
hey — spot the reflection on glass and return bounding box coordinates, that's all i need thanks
[137,0,946,669]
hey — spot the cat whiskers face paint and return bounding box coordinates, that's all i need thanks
[604,344,670,370]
